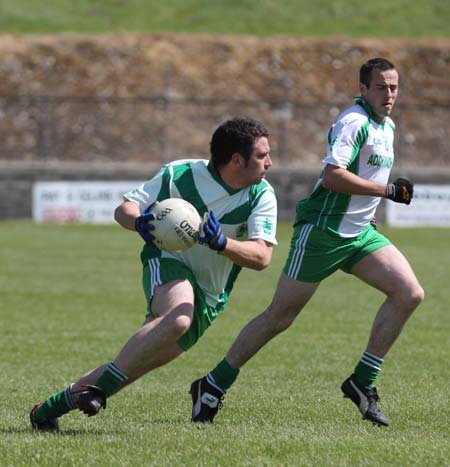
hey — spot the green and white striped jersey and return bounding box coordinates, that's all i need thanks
[124,159,277,308]
[297,98,395,237]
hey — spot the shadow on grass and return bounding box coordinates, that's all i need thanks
[1,426,124,436]
[144,418,189,425]
[2,417,193,436]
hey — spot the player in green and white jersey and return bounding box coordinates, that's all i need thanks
[192,58,424,427]
[30,118,277,432]
[299,95,396,238]
[124,157,277,320]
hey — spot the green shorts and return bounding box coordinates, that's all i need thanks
[283,222,391,282]
[142,258,221,351]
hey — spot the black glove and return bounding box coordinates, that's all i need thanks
[135,204,156,245]
[386,178,414,205]
[199,210,227,252]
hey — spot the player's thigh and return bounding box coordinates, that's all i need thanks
[142,258,219,351]
[151,279,195,320]
[270,272,320,317]
[350,244,421,296]
[143,258,195,321]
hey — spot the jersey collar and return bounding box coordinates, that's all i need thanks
[354,96,385,126]
[207,161,243,195]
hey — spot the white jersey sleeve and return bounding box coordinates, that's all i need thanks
[324,115,365,169]
[123,167,165,210]
[247,185,277,245]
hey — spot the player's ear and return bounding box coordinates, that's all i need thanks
[231,152,244,167]
[359,82,367,95]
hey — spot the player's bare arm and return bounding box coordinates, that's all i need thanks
[199,209,275,270]
[221,238,273,270]
[322,164,387,197]
[114,201,141,231]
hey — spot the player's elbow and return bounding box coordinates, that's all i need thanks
[321,179,332,190]
[322,173,336,191]
[114,201,140,230]
[114,205,122,224]
[114,205,130,228]
[322,164,343,191]
[253,252,272,271]
[240,240,273,270]
[250,263,267,272]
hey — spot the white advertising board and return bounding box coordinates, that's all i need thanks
[33,181,144,223]
[386,184,450,227]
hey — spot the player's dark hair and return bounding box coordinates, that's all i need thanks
[210,117,269,166]
[360,58,396,88]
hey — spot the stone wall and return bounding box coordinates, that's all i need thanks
[0,34,449,168]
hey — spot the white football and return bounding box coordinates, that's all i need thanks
[150,198,201,253]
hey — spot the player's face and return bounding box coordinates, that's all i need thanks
[360,68,399,121]
[243,136,272,184]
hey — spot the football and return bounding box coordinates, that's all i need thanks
[150,198,202,253]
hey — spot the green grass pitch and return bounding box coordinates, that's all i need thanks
[0,221,448,466]
[0,0,448,37]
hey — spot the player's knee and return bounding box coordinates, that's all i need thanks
[410,283,425,308]
[393,280,424,311]
[277,315,296,333]
[266,303,298,333]
[170,314,192,338]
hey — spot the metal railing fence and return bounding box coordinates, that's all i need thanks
[1,94,448,167]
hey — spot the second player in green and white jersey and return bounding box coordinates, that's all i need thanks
[298,97,395,237]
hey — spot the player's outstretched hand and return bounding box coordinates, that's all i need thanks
[199,210,227,252]
[135,204,156,245]
[386,178,414,205]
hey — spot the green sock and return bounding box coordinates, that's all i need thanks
[354,351,384,387]
[208,358,239,392]
[35,384,76,420]
[94,362,129,397]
